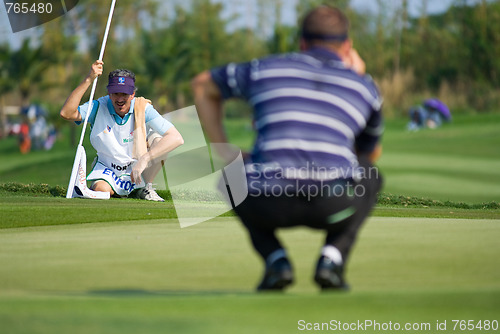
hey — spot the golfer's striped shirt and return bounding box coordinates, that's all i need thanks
[211,47,383,187]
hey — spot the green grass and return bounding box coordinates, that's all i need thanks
[1,291,497,334]
[0,192,177,229]
[1,191,499,230]
[1,113,500,333]
[0,212,499,333]
[379,114,500,203]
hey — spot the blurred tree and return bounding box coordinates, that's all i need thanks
[393,0,408,74]
[0,45,14,97]
[267,0,298,54]
[6,39,49,106]
[37,16,79,96]
[457,0,500,86]
[138,1,230,110]
[0,44,14,137]
[138,0,267,111]
[394,0,500,110]
[4,0,500,119]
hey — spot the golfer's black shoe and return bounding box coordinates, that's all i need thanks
[257,257,294,291]
[314,255,349,291]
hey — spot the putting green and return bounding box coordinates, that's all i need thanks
[0,217,499,334]
[0,216,498,293]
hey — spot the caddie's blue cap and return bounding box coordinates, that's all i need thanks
[107,76,135,95]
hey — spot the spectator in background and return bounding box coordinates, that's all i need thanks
[408,98,451,131]
[19,104,56,152]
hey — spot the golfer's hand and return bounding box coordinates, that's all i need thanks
[89,60,104,81]
[131,158,148,185]
[343,49,366,75]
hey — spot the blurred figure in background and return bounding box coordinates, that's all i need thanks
[408,98,451,131]
[19,103,56,152]
[18,118,31,154]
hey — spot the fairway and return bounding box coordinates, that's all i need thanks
[0,216,499,334]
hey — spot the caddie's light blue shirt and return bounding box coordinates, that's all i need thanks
[77,96,173,135]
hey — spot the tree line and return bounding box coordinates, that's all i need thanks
[1,0,499,133]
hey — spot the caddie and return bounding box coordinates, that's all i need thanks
[60,60,184,201]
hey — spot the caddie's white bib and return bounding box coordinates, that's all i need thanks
[90,99,136,174]
[87,99,146,196]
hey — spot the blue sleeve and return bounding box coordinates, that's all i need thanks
[76,100,99,126]
[145,104,173,135]
[210,62,252,100]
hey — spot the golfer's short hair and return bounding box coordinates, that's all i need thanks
[108,69,138,92]
[301,6,349,46]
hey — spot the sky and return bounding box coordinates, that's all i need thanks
[0,0,456,49]
[350,0,455,17]
[216,0,456,37]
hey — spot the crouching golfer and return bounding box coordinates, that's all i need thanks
[61,60,184,201]
[192,6,383,290]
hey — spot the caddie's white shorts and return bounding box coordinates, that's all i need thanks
[87,160,145,197]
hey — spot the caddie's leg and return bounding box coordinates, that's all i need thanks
[134,132,166,202]
[91,180,115,196]
[142,160,163,184]
[141,132,164,184]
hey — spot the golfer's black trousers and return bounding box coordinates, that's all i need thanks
[234,159,382,263]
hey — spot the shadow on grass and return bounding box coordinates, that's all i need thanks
[85,288,257,297]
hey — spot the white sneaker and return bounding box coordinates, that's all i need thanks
[137,183,165,202]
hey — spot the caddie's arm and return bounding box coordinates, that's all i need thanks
[191,71,239,163]
[60,60,103,121]
[131,127,184,184]
[147,127,184,165]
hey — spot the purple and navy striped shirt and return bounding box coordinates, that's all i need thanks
[211,47,383,186]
